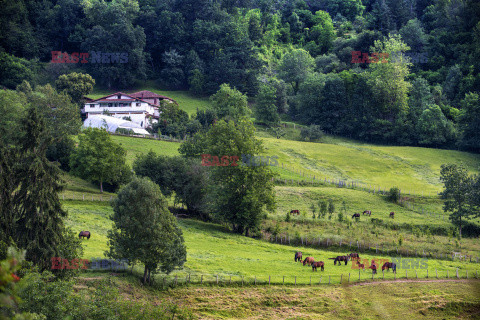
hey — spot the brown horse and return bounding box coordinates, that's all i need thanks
[352,213,360,219]
[303,257,315,266]
[349,253,360,259]
[389,212,395,219]
[355,260,365,270]
[294,251,302,262]
[79,231,91,240]
[329,256,350,265]
[369,262,378,274]
[312,261,324,271]
[363,210,371,216]
[290,210,300,215]
[382,262,396,272]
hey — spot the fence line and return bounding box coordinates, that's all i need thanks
[148,269,479,288]
[60,194,114,202]
[269,234,480,264]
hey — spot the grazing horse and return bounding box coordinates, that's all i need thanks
[349,253,360,259]
[363,210,371,216]
[290,210,300,215]
[389,212,395,219]
[303,257,315,266]
[369,262,378,274]
[382,262,396,273]
[329,256,350,265]
[355,260,365,270]
[294,251,302,262]
[352,213,360,219]
[312,261,324,271]
[79,231,91,240]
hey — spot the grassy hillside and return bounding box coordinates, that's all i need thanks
[63,201,479,286]
[110,135,179,164]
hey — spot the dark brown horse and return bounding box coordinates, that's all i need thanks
[389,212,395,219]
[349,253,360,259]
[312,261,324,271]
[363,210,371,216]
[290,210,300,215]
[382,262,396,272]
[303,257,315,266]
[329,256,350,265]
[294,251,302,262]
[79,231,91,240]
[369,262,378,274]
[352,213,360,219]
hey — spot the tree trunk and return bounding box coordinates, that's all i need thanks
[100,180,103,193]
[143,266,148,284]
[459,216,462,238]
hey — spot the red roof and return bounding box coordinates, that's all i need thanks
[129,90,177,104]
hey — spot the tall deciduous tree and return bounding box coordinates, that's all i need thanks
[107,177,186,284]
[55,72,95,105]
[440,164,477,238]
[209,84,251,121]
[70,128,131,192]
[254,83,280,126]
[278,49,315,94]
[458,92,480,153]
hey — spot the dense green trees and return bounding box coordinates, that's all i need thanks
[55,72,95,105]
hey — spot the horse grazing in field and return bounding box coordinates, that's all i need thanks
[329,256,350,265]
[290,210,300,215]
[352,213,360,219]
[349,253,360,259]
[389,212,395,219]
[355,260,365,270]
[294,251,302,262]
[79,231,91,240]
[363,210,371,216]
[382,262,396,273]
[303,257,315,266]
[312,261,324,271]
[369,263,378,274]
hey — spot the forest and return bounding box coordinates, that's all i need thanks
[1,0,479,149]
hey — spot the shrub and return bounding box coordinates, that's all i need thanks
[387,187,400,203]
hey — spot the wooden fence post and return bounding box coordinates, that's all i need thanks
[456,268,459,279]
[382,270,384,279]
[216,274,218,285]
[328,276,331,284]
[201,275,203,284]
[359,269,361,281]
[406,270,408,279]
[340,275,343,283]
[415,270,418,279]
[348,273,350,283]
[319,277,322,284]
[447,270,449,278]
[269,276,271,285]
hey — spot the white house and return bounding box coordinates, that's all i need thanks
[83,91,176,129]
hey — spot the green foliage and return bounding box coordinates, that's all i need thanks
[458,93,480,153]
[285,212,291,222]
[328,199,335,214]
[254,83,280,126]
[440,164,479,238]
[300,124,323,141]
[107,177,186,284]
[0,52,35,89]
[387,187,400,203]
[55,72,95,104]
[70,128,131,192]
[209,84,251,121]
[278,49,315,94]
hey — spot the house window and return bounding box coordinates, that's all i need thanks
[90,104,95,108]
[117,95,121,99]
[108,103,112,108]
[136,103,141,106]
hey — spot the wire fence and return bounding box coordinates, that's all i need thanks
[143,268,480,288]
